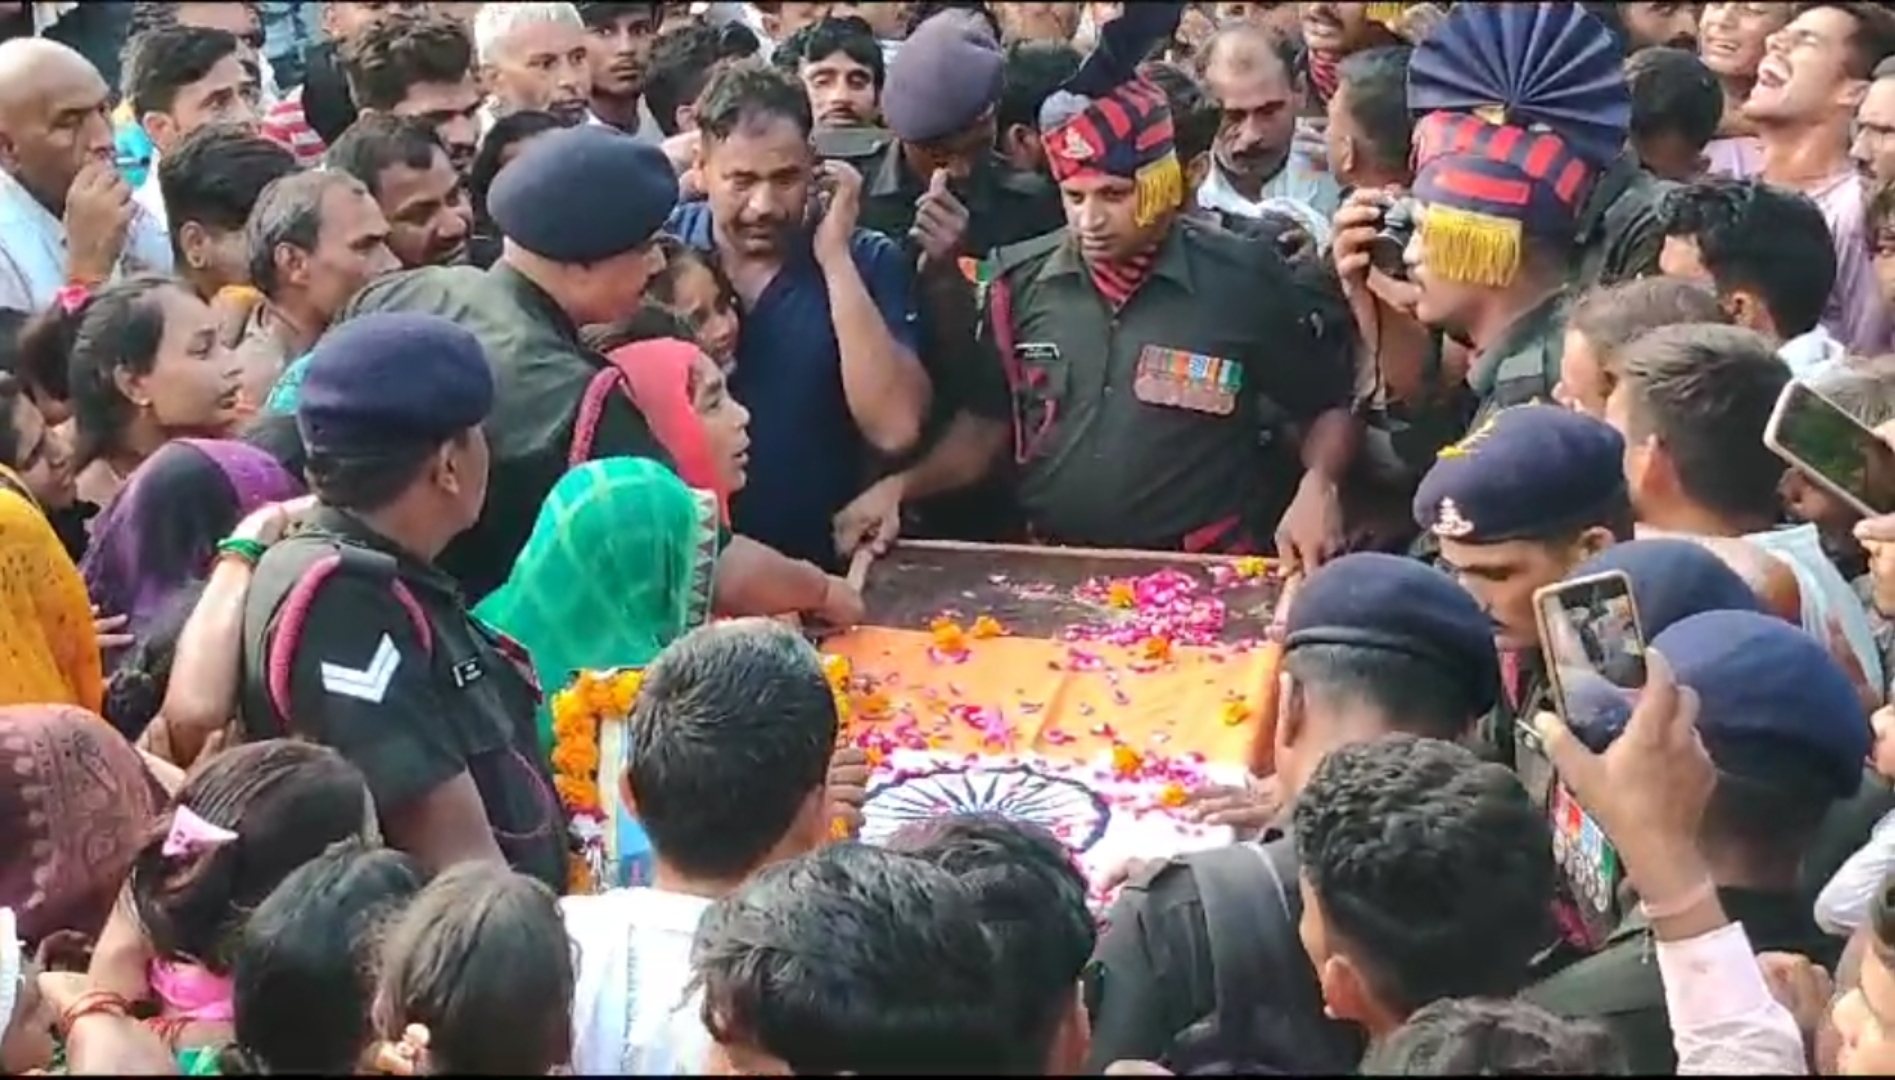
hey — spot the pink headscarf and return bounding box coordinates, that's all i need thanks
[605,339,728,522]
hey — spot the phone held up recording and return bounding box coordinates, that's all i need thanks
[1764,380,1895,518]
[1519,570,1648,949]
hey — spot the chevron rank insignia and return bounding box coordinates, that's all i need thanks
[320,634,403,704]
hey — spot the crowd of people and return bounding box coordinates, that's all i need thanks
[6,0,1895,1074]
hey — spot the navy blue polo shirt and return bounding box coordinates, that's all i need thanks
[666,202,920,569]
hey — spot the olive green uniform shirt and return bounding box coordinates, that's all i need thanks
[818,127,1066,260]
[1525,888,1838,1075]
[987,219,1353,550]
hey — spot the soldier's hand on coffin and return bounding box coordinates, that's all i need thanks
[833,475,904,557]
[909,169,970,269]
[1100,855,1166,893]
[1184,774,1282,837]
[813,574,866,630]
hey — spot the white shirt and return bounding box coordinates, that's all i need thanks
[1197,153,1342,247]
[1778,325,1849,381]
[0,169,173,315]
[1661,921,1811,1075]
[1816,808,1895,936]
[1745,522,1886,696]
[563,887,717,1076]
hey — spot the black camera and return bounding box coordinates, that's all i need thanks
[1366,196,1417,280]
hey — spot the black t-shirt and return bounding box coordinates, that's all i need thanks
[239,508,566,892]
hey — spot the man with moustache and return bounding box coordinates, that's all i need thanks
[1583,1,1700,52]
[893,2,1357,567]
[326,115,474,269]
[1197,23,1340,239]
[473,2,594,130]
[1745,2,1895,356]
[1852,57,1895,184]
[579,2,666,139]
[1296,2,1413,115]
[779,15,885,130]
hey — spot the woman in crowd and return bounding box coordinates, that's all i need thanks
[476,457,721,751]
[16,277,245,511]
[581,321,752,521]
[0,435,105,711]
[85,740,377,1065]
[81,439,302,675]
[220,839,427,1075]
[0,705,165,953]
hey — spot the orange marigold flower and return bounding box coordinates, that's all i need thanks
[970,615,1005,639]
[607,670,643,715]
[931,619,967,654]
[1138,636,1172,662]
[554,775,600,814]
[1111,743,1142,777]
[1221,699,1249,727]
[550,739,598,779]
[857,689,892,719]
[1233,556,1268,580]
[1107,581,1136,609]
[830,815,854,841]
[1158,782,1188,808]
[823,654,852,689]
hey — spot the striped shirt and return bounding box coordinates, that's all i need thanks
[260,87,327,167]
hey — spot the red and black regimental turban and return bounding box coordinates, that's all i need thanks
[1407,2,1631,286]
[1039,2,1188,227]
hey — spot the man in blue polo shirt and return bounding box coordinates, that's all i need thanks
[668,59,930,570]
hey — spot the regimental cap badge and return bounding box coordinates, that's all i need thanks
[1061,125,1094,162]
[1432,497,1475,539]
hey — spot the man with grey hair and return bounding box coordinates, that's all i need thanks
[238,170,398,390]
[1854,56,1895,185]
[472,1,594,129]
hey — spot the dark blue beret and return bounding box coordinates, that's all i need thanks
[1654,610,1870,802]
[297,313,494,457]
[882,10,1004,144]
[1414,405,1628,544]
[1567,539,1764,638]
[1284,552,1499,717]
[488,125,679,264]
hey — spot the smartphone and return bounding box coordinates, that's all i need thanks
[1764,380,1895,518]
[1521,570,1646,948]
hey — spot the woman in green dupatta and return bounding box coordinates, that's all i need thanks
[474,456,720,753]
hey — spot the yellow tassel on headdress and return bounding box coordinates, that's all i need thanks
[1418,204,1521,288]
[1133,152,1185,228]
[1366,2,1411,30]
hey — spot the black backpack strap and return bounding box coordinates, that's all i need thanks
[1191,843,1284,1024]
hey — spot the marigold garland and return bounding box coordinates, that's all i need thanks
[552,658,862,893]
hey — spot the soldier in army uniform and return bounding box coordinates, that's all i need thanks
[1411,405,1635,770]
[838,3,1359,566]
[825,8,1064,545]
[1400,2,1634,438]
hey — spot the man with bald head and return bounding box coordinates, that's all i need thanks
[1195,23,1340,234]
[0,38,171,326]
